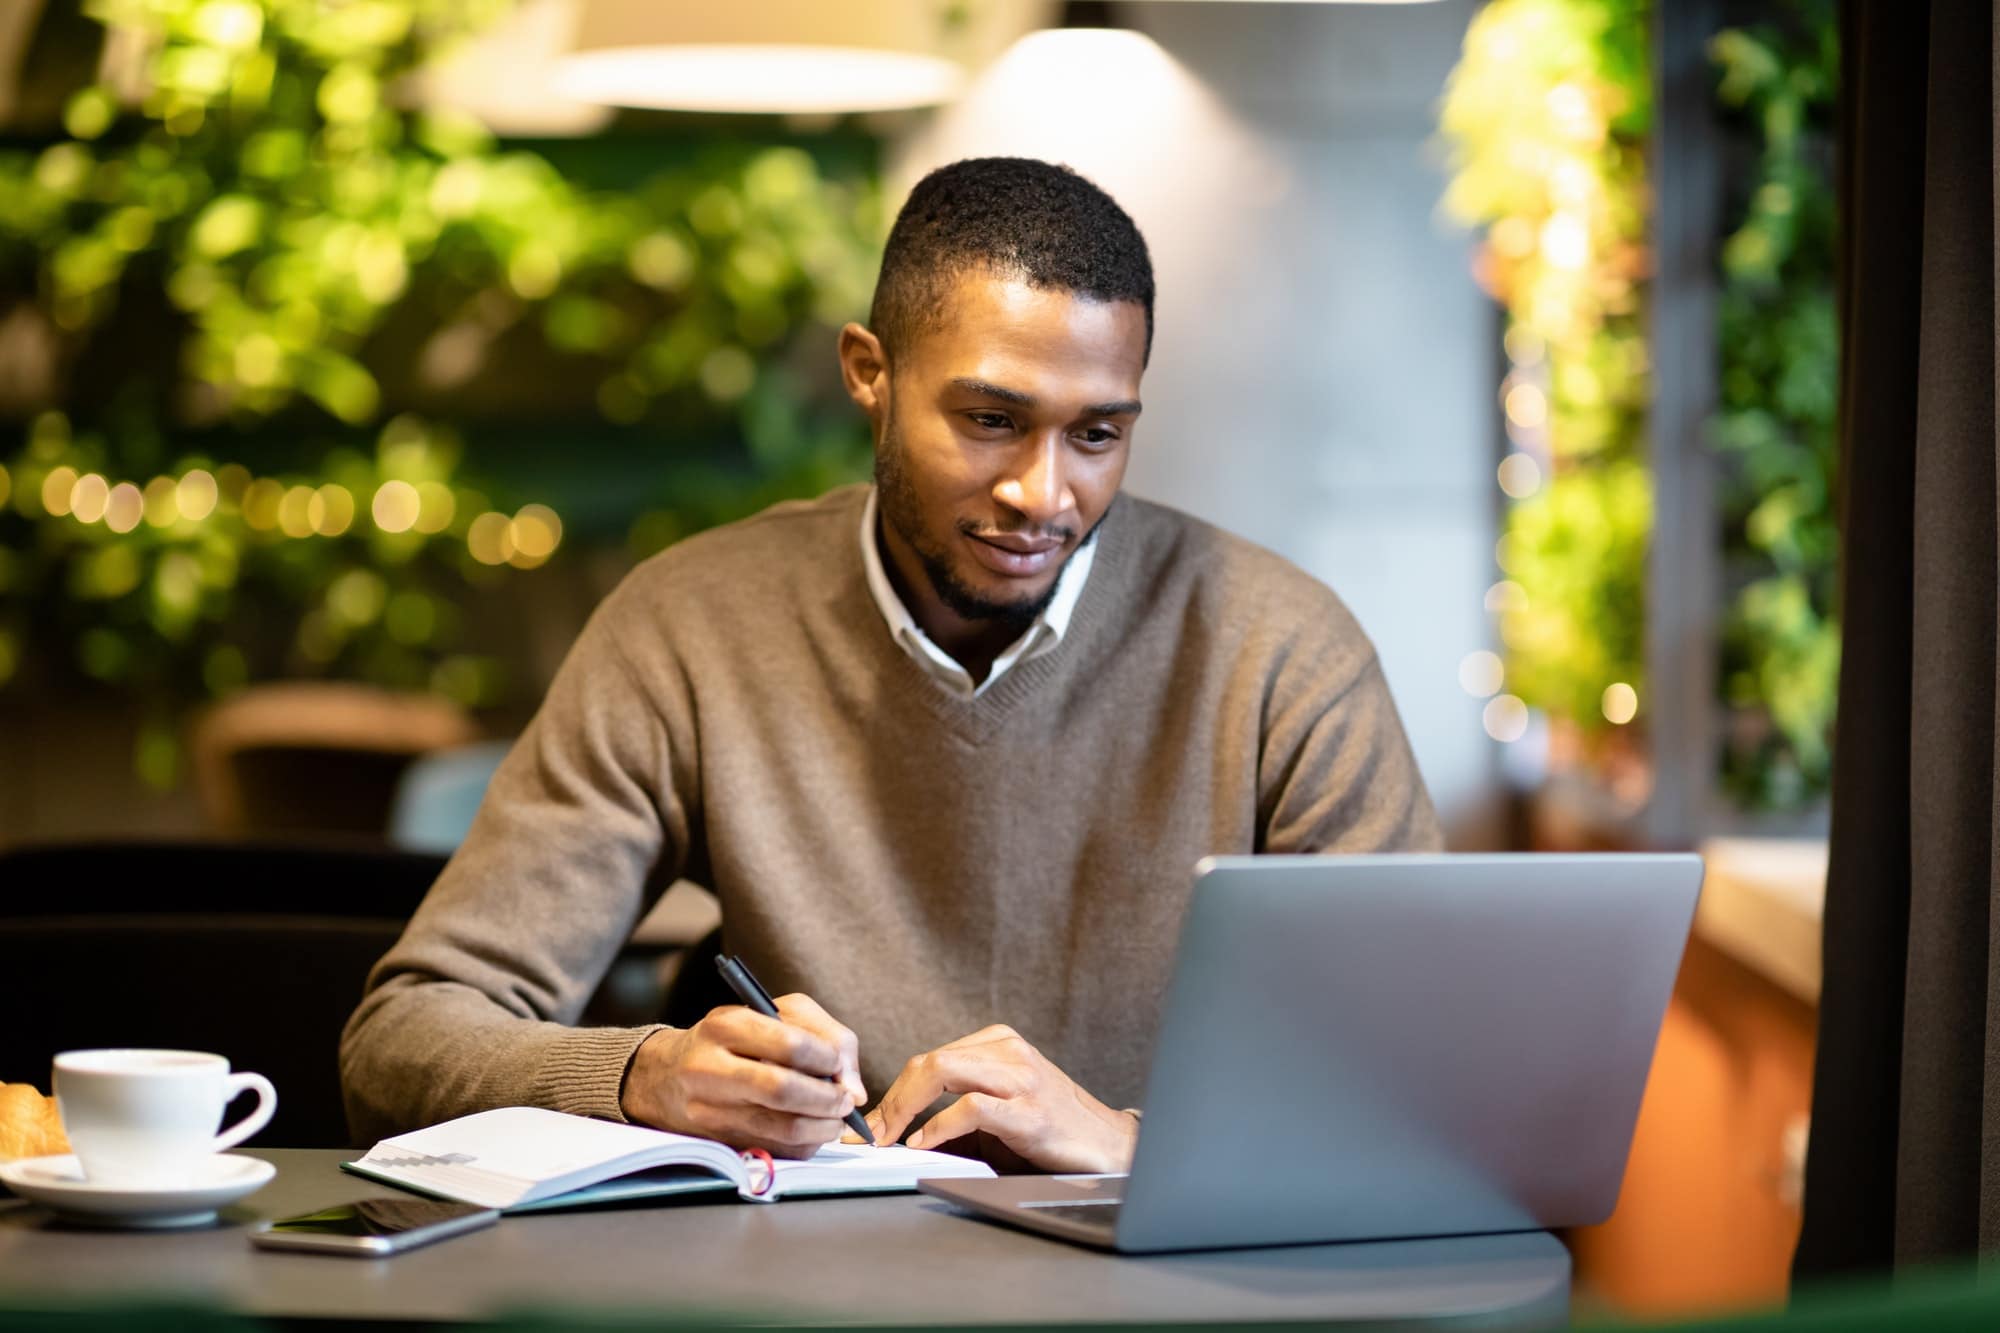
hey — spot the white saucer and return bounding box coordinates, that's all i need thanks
[0,1153,276,1228]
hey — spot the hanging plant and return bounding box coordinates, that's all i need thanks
[1438,0,1653,787]
[1709,0,1839,811]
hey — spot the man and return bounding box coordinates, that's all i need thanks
[341,157,1440,1173]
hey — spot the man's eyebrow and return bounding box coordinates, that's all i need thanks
[950,377,1035,406]
[948,377,1142,417]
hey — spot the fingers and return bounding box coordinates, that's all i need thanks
[775,993,866,1105]
[905,1092,1025,1152]
[703,1005,843,1080]
[684,1025,855,1120]
[684,1101,847,1160]
[866,1040,1024,1147]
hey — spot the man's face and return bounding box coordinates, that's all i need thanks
[861,271,1147,629]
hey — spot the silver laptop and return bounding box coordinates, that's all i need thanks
[921,852,1702,1252]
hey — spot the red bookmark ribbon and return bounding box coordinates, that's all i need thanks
[741,1147,775,1197]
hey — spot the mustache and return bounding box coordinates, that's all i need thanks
[957,520,1077,543]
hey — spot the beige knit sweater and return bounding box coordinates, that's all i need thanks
[340,485,1441,1141]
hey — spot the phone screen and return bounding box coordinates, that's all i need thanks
[266,1197,493,1238]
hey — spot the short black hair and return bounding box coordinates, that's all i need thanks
[869,157,1155,364]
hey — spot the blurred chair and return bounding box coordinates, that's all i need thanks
[191,683,481,837]
[388,739,514,853]
[0,840,446,1148]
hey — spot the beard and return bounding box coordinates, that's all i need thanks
[874,411,1061,637]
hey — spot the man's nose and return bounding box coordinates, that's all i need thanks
[994,435,1074,526]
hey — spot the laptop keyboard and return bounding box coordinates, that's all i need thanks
[1021,1198,1122,1227]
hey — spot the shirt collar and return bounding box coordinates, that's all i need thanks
[859,487,1096,661]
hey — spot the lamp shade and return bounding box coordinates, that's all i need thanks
[550,0,1055,115]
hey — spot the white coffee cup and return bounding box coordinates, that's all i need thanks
[53,1049,277,1188]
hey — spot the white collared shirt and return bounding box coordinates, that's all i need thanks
[859,488,1095,700]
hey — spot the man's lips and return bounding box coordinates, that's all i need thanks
[964,531,1065,578]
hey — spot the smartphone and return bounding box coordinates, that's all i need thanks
[250,1196,499,1256]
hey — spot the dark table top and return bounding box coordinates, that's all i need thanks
[0,1149,1572,1325]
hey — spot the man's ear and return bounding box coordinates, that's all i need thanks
[838,323,889,425]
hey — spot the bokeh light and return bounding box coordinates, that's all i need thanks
[1503,383,1548,431]
[104,482,144,534]
[1602,682,1639,725]
[309,483,355,537]
[1458,650,1505,698]
[42,466,79,517]
[278,485,316,538]
[177,469,219,521]
[414,481,456,535]
[371,480,420,533]
[242,478,282,531]
[1483,694,1531,742]
[1497,453,1542,499]
[70,473,110,524]
[1484,580,1529,614]
[466,511,513,565]
[507,503,562,569]
[143,476,180,527]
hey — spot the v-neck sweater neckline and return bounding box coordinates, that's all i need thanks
[848,491,1131,744]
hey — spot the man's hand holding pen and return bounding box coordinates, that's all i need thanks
[619,992,865,1159]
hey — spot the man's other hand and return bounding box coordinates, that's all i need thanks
[620,993,865,1158]
[864,1025,1138,1173]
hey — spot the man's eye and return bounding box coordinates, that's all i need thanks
[1077,427,1120,447]
[968,412,1012,431]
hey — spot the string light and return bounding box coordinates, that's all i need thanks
[277,484,315,538]
[241,478,282,530]
[466,511,513,566]
[507,503,562,569]
[1484,580,1528,614]
[1458,650,1504,698]
[177,469,219,520]
[12,455,565,569]
[1483,694,1530,743]
[308,483,355,537]
[143,476,180,527]
[42,466,78,516]
[70,473,110,524]
[104,482,144,533]
[1497,453,1542,499]
[371,480,420,534]
[1503,382,1548,430]
[413,481,455,534]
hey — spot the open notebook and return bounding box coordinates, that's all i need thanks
[344,1106,995,1212]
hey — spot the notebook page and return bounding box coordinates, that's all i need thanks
[770,1141,997,1197]
[359,1107,740,1204]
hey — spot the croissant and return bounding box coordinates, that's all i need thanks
[0,1083,69,1162]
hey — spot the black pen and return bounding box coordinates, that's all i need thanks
[714,954,875,1145]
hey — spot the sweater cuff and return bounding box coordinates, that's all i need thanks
[529,1024,667,1123]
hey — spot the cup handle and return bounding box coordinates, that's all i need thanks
[212,1072,278,1152]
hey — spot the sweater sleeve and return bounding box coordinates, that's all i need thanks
[1255,627,1444,856]
[339,585,696,1142]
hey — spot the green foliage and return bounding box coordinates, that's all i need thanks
[1709,0,1839,809]
[1439,0,1652,753]
[1498,458,1652,726]
[0,0,881,781]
